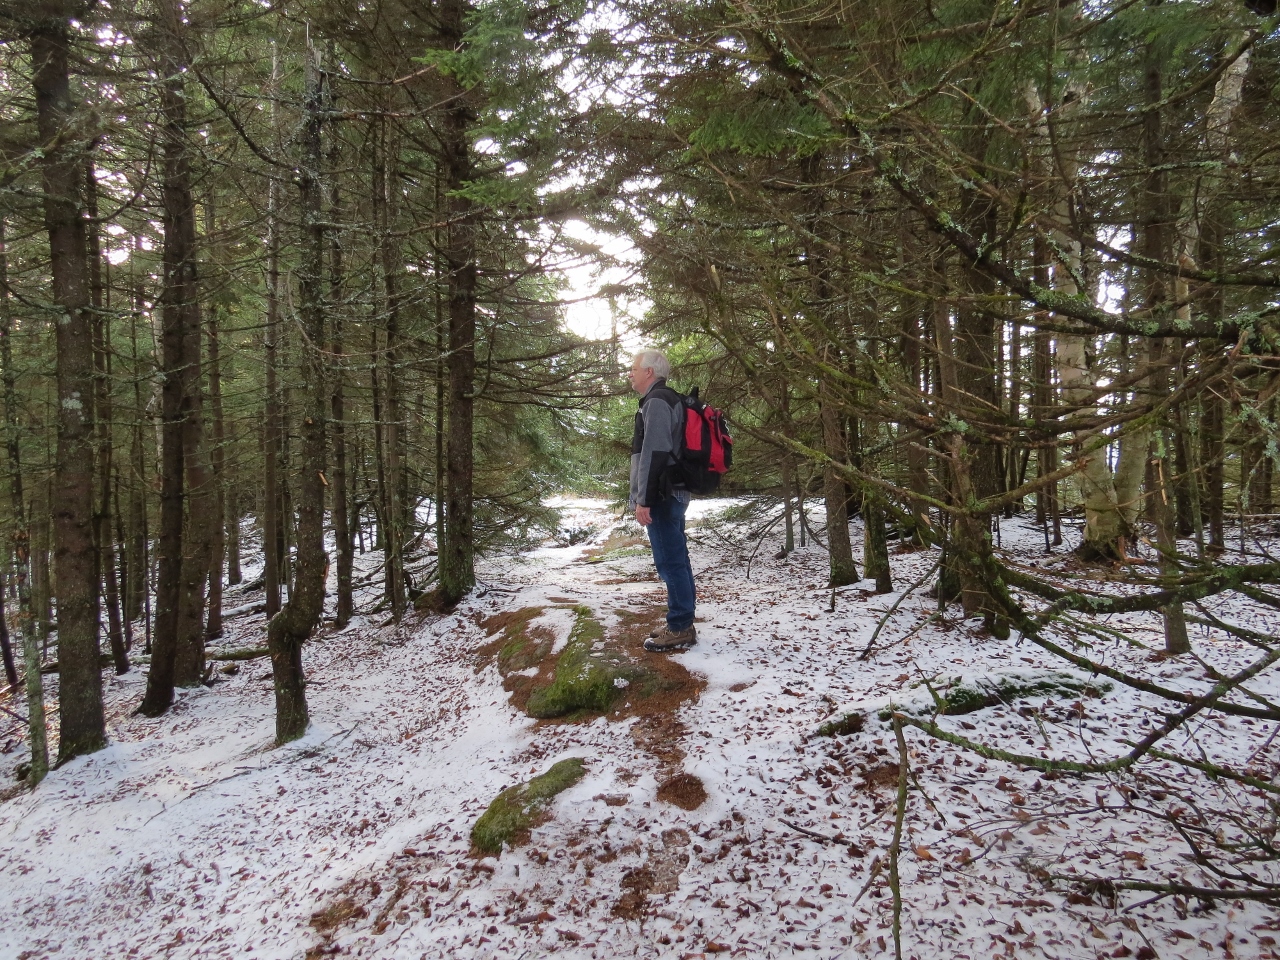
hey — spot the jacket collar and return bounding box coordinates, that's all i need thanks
[641,377,667,401]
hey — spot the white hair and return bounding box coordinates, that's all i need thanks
[633,348,671,381]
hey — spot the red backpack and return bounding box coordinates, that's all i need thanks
[679,387,733,495]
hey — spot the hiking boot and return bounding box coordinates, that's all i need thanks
[644,625,697,652]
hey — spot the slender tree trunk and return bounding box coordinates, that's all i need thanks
[111,466,132,651]
[125,276,147,627]
[437,0,479,605]
[205,291,225,641]
[86,159,128,676]
[32,480,53,652]
[898,263,931,545]
[31,1,105,758]
[375,130,405,618]
[1030,251,1060,545]
[269,41,328,744]
[263,46,283,619]
[0,572,15,690]
[433,170,446,549]
[225,485,241,586]
[820,390,859,587]
[140,0,201,713]
[329,167,353,628]
[1,217,48,783]
[370,355,387,556]
[779,382,795,555]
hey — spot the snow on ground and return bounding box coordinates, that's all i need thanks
[1,499,1278,959]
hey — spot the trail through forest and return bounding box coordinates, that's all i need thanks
[0,500,1277,959]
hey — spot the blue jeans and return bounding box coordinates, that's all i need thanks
[647,498,696,631]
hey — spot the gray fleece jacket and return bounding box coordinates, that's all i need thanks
[628,379,691,509]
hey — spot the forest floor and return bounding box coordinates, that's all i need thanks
[1,498,1278,960]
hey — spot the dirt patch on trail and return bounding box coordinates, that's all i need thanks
[612,828,691,920]
[862,762,901,791]
[657,773,708,811]
[474,604,705,727]
[474,607,560,715]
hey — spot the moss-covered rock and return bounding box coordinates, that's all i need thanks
[470,757,586,855]
[815,670,1112,737]
[921,672,1111,717]
[526,607,618,718]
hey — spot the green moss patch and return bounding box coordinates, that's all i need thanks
[583,531,649,564]
[526,607,618,718]
[470,757,587,855]
[476,603,703,724]
[816,713,865,738]
[919,671,1111,717]
[816,670,1112,737]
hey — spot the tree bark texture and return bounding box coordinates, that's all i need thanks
[819,393,859,587]
[268,43,328,744]
[205,292,226,641]
[31,2,106,758]
[140,0,202,713]
[437,0,479,606]
[86,160,128,676]
[374,132,405,618]
[329,171,353,628]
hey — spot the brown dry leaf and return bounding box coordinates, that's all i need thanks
[912,844,937,862]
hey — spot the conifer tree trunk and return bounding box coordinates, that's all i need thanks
[140,0,202,713]
[374,132,405,618]
[1,218,47,783]
[948,177,1005,627]
[1194,40,1250,555]
[1140,40,1190,654]
[125,267,148,626]
[269,40,328,743]
[819,390,858,587]
[31,479,52,651]
[205,285,226,641]
[225,486,241,586]
[0,575,16,690]
[263,45,283,619]
[897,253,931,545]
[329,174,353,628]
[437,0,479,606]
[86,159,128,676]
[30,0,105,758]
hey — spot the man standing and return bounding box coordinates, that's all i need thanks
[628,349,697,652]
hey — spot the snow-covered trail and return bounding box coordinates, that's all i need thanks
[1,499,1277,960]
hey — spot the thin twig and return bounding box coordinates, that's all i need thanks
[889,717,909,960]
[780,819,844,844]
[860,558,940,660]
[0,702,27,724]
[849,856,884,907]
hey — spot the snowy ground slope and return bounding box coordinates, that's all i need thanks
[0,499,1277,959]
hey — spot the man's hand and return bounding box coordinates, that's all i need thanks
[635,505,652,526]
